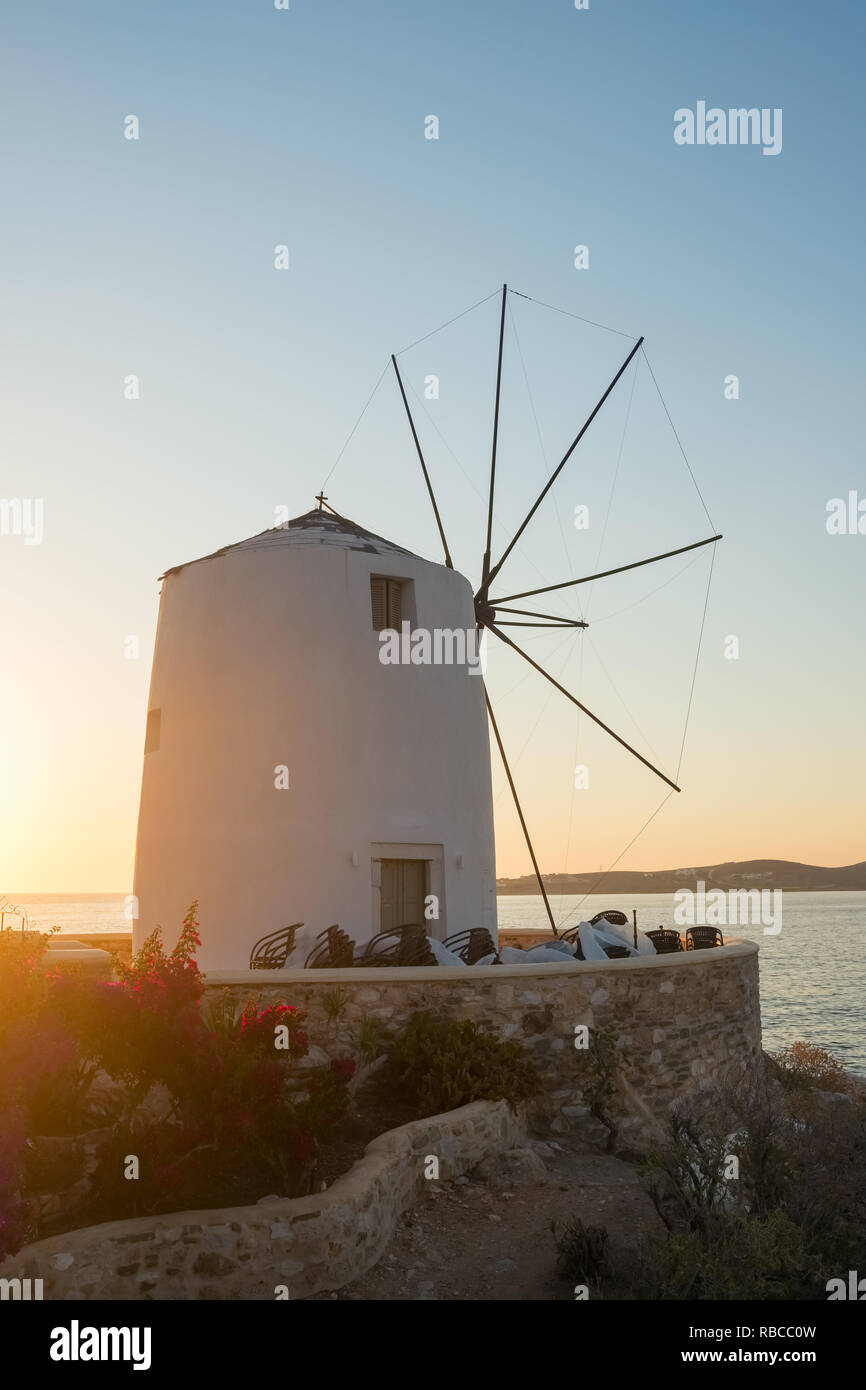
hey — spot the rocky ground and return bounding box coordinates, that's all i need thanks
[310,1132,662,1301]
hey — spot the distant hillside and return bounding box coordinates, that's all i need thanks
[496,859,866,894]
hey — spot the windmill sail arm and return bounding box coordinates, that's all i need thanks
[485,688,559,936]
[390,354,453,569]
[488,622,681,793]
[483,334,644,590]
[488,533,722,606]
[481,285,509,592]
[492,604,588,627]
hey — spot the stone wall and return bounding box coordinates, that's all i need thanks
[206,940,762,1148]
[0,1101,524,1300]
[1,944,761,1300]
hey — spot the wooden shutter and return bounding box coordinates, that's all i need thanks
[387,580,402,629]
[380,858,426,931]
[380,860,398,933]
[400,859,426,926]
[370,577,388,630]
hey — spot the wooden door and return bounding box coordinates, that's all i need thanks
[380,859,426,932]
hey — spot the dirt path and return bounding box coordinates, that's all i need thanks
[311,1138,662,1301]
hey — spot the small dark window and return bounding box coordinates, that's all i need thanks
[371,577,404,631]
[144,708,161,753]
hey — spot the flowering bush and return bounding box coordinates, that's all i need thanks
[45,905,206,1116]
[0,928,69,1255]
[239,1001,309,1058]
[0,1109,29,1261]
[86,993,355,1215]
[0,908,356,1251]
[114,900,204,1007]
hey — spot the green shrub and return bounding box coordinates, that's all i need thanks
[352,1014,390,1063]
[634,1072,866,1300]
[635,1208,810,1301]
[322,987,349,1028]
[551,1216,609,1285]
[382,1011,538,1115]
[572,1023,634,1151]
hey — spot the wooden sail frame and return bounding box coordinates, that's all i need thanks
[390,284,722,919]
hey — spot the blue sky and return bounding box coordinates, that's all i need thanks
[1,0,864,888]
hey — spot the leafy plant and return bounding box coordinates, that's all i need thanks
[550,1216,609,1285]
[0,907,359,1249]
[0,926,65,1253]
[572,1023,634,1151]
[352,1013,390,1063]
[773,1040,848,1093]
[114,900,204,1004]
[634,1208,810,1301]
[322,986,349,1028]
[48,903,209,1115]
[381,1010,538,1115]
[204,987,245,1036]
[0,1108,30,1260]
[632,1071,866,1300]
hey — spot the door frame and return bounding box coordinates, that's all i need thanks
[370,842,445,941]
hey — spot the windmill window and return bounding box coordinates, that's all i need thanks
[371,577,405,631]
[144,708,161,753]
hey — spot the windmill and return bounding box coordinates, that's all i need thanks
[383,284,722,936]
[133,283,721,970]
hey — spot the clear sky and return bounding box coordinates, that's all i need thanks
[2,0,864,890]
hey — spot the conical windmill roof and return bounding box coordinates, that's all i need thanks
[159,508,419,580]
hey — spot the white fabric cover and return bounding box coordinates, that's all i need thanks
[522,945,576,964]
[427,937,466,967]
[595,916,655,955]
[577,922,609,960]
[594,915,631,940]
[472,951,499,967]
[591,924,639,956]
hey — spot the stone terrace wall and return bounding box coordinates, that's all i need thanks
[1,945,761,1300]
[0,1101,523,1301]
[207,941,762,1149]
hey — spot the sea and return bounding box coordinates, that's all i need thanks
[5,890,865,1074]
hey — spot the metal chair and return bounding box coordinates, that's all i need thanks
[685,926,724,950]
[442,928,498,964]
[602,944,631,959]
[249,923,301,969]
[589,909,629,927]
[304,924,356,968]
[356,924,437,967]
[560,924,585,950]
[646,928,684,955]
[563,911,629,955]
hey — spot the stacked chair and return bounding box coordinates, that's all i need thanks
[355,923,437,967]
[442,928,498,964]
[646,928,684,954]
[248,923,301,969]
[304,924,357,968]
[685,926,724,950]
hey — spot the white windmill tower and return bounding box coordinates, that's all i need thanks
[132,504,497,972]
